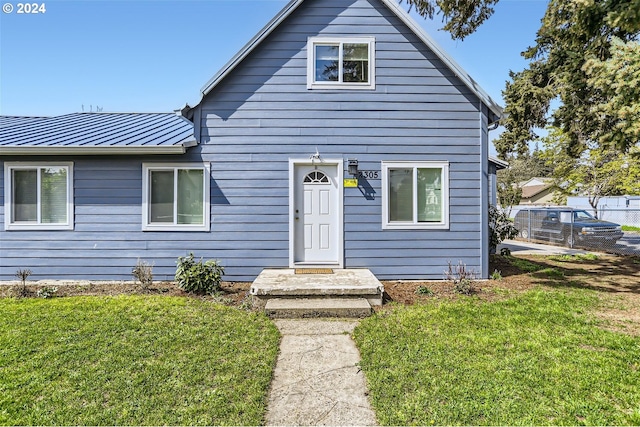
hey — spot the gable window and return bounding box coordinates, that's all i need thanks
[307,37,375,89]
[4,163,73,230]
[382,161,449,229]
[142,163,210,231]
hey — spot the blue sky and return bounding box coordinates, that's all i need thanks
[0,0,548,119]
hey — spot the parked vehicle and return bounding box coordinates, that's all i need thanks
[514,207,624,247]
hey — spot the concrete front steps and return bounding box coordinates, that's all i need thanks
[250,268,384,318]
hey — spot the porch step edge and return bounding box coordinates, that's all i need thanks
[264,297,372,318]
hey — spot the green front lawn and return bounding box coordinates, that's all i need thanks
[354,290,640,426]
[0,296,280,426]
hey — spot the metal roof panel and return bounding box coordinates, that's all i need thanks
[0,112,196,154]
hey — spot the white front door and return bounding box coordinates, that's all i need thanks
[291,162,341,265]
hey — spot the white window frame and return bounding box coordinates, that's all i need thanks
[142,163,211,231]
[4,162,74,231]
[307,36,376,90]
[381,161,450,230]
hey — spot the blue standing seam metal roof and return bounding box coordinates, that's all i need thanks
[0,116,49,128]
[0,112,197,155]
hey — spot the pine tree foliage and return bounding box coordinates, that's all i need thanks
[495,0,640,157]
[401,0,499,40]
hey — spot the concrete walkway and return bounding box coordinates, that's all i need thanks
[265,319,378,426]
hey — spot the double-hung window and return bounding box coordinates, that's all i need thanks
[382,161,449,229]
[307,37,375,89]
[4,163,73,230]
[142,163,210,231]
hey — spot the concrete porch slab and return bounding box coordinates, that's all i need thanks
[250,268,384,308]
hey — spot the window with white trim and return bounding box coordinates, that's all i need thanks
[142,163,210,231]
[382,161,449,229]
[4,163,74,230]
[307,37,375,89]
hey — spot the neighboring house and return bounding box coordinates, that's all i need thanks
[518,177,555,205]
[0,0,502,281]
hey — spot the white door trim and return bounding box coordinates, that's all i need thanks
[289,158,344,268]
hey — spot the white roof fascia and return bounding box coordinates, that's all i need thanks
[197,0,503,119]
[0,145,189,155]
[489,155,509,169]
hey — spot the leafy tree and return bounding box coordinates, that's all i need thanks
[401,0,499,40]
[497,166,522,216]
[583,37,640,153]
[496,148,552,215]
[495,0,640,157]
[540,128,640,218]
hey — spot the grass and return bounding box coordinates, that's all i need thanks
[354,290,640,426]
[534,267,565,279]
[622,225,640,232]
[0,296,280,426]
[505,256,545,273]
[547,253,599,262]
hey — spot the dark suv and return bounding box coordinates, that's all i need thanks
[514,207,624,247]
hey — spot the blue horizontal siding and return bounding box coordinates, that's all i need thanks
[0,0,491,281]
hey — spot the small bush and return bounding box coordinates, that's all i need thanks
[37,286,58,299]
[15,269,32,298]
[489,205,519,254]
[454,278,474,295]
[444,260,478,295]
[132,258,154,290]
[175,253,224,295]
[490,269,503,281]
[500,247,511,256]
[239,294,255,311]
[415,285,434,296]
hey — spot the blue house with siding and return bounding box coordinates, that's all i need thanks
[0,0,502,282]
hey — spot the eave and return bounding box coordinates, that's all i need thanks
[0,143,195,156]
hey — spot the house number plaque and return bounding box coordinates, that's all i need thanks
[357,170,379,179]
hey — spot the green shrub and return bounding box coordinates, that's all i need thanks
[445,260,478,295]
[415,285,434,296]
[36,286,58,299]
[491,269,503,281]
[175,253,224,295]
[489,205,519,254]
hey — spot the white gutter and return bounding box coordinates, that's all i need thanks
[0,144,191,155]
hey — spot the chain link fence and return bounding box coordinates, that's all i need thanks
[513,207,640,256]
